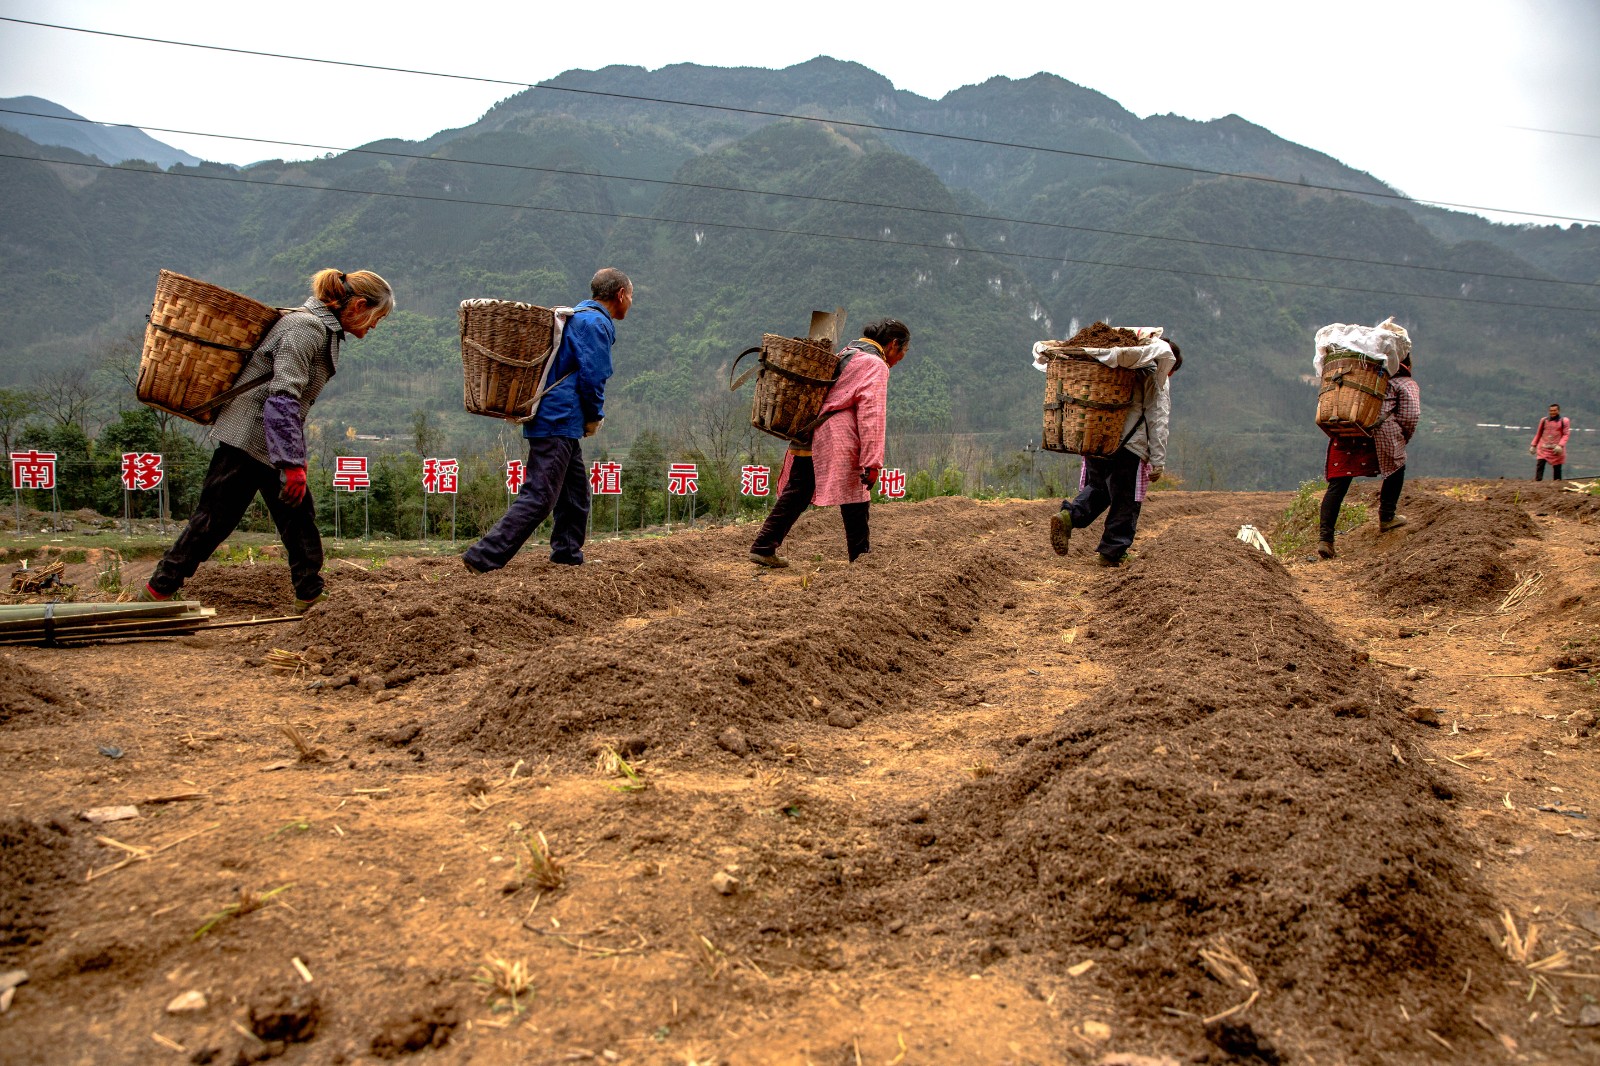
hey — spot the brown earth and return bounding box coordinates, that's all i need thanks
[2,480,1598,1065]
[1062,322,1142,349]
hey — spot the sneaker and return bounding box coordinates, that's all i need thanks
[134,582,172,602]
[1316,540,1337,560]
[1379,515,1409,533]
[293,592,329,615]
[462,556,487,574]
[749,552,790,569]
[549,556,584,567]
[1049,510,1073,556]
[1096,553,1124,568]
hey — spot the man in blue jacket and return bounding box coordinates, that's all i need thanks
[463,268,631,572]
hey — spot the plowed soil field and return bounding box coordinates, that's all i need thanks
[4,480,1599,1065]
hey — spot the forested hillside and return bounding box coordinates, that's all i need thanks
[2,57,1596,496]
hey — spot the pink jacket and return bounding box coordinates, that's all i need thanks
[1532,416,1570,462]
[809,342,889,507]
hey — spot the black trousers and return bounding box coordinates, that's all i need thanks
[463,436,589,571]
[750,454,871,562]
[1319,466,1405,541]
[150,443,324,600]
[1534,459,1563,481]
[1061,448,1142,560]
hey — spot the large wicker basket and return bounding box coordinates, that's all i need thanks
[730,334,843,445]
[137,270,284,425]
[1039,346,1140,457]
[1316,347,1388,438]
[459,299,558,420]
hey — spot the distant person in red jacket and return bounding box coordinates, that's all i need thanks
[1530,403,1570,481]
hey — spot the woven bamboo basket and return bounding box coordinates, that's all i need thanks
[1039,346,1140,457]
[137,270,283,425]
[731,334,842,445]
[1316,347,1388,438]
[459,299,558,419]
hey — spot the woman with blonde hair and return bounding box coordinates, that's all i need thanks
[141,268,393,611]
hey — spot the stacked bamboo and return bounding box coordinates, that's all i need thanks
[0,601,216,645]
[11,561,66,593]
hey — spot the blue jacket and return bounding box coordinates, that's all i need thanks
[526,300,614,439]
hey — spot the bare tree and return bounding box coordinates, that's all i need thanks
[0,387,40,457]
[32,358,99,437]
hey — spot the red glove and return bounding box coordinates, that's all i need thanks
[280,466,308,506]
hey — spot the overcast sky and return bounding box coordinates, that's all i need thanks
[1,0,1596,227]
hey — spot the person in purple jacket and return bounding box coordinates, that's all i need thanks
[463,268,632,572]
[141,268,393,612]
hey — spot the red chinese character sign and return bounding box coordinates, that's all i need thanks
[589,461,622,495]
[877,468,907,499]
[333,456,370,492]
[666,463,699,496]
[120,452,163,491]
[10,450,56,490]
[739,465,770,497]
[422,458,459,494]
[506,460,526,495]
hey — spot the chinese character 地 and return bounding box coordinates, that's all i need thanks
[505,459,526,495]
[333,456,370,492]
[589,461,623,496]
[877,468,907,499]
[739,464,770,497]
[9,450,57,490]
[422,457,459,494]
[666,463,699,496]
[119,452,163,491]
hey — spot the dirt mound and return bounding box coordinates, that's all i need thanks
[466,497,1027,762]
[749,519,1507,1061]
[0,654,82,726]
[1372,491,1540,610]
[1062,321,1140,347]
[0,817,81,961]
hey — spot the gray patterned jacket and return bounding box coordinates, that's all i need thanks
[208,299,341,468]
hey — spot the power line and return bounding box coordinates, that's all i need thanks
[4,105,1593,293]
[5,15,1598,227]
[7,151,1599,316]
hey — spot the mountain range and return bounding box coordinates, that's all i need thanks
[1,59,1596,488]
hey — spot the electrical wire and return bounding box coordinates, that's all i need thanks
[4,15,1597,226]
[4,105,1594,293]
[6,150,1598,316]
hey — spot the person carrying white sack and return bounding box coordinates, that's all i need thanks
[1047,334,1182,567]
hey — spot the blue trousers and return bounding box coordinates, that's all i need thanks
[464,437,589,571]
[1061,448,1142,561]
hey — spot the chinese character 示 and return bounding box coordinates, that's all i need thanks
[589,460,623,496]
[9,450,56,490]
[422,457,459,494]
[666,462,698,496]
[739,464,770,497]
[877,468,907,499]
[332,455,370,492]
[119,452,163,491]
[505,459,526,494]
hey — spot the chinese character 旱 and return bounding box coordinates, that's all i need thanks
[333,455,370,492]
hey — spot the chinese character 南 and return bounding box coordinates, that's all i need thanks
[9,450,56,490]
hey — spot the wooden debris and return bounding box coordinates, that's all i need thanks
[11,560,66,593]
[1198,936,1261,1026]
[80,806,139,824]
[1498,571,1544,614]
[86,822,219,881]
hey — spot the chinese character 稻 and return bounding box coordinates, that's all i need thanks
[120,452,163,491]
[422,457,459,494]
[739,464,770,497]
[666,462,698,496]
[877,468,907,499]
[333,455,370,492]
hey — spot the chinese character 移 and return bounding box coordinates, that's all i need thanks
[120,452,163,491]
